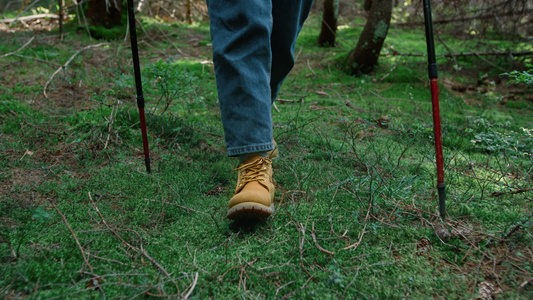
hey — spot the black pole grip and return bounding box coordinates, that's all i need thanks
[127,0,145,109]
[145,158,151,173]
[438,183,446,220]
[127,0,151,174]
[423,0,438,79]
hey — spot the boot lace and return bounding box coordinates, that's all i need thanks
[234,157,272,193]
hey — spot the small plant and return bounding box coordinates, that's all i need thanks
[467,117,533,157]
[501,64,533,87]
[143,56,197,114]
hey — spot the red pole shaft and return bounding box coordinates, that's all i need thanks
[430,79,444,185]
[424,0,446,219]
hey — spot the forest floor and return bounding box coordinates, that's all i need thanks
[1,12,532,299]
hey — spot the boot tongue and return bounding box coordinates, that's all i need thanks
[243,155,264,165]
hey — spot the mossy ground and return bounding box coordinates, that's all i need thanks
[1,13,532,299]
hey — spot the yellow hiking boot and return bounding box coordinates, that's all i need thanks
[227,156,275,220]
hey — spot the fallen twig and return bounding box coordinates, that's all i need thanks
[11,53,62,67]
[386,47,533,58]
[306,59,315,75]
[273,102,280,113]
[294,46,303,62]
[132,169,204,214]
[394,9,533,27]
[51,201,95,273]
[343,205,370,250]
[444,50,533,57]
[520,278,533,288]
[0,14,59,23]
[0,36,35,59]
[503,214,532,240]
[378,64,397,82]
[277,95,308,104]
[103,103,117,150]
[275,280,295,298]
[44,43,109,98]
[311,222,334,255]
[86,253,127,266]
[23,120,63,135]
[297,222,311,276]
[384,195,510,243]
[88,193,175,283]
[490,188,531,197]
[435,31,460,69]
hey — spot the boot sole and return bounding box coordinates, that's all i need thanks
[227,202,274,220]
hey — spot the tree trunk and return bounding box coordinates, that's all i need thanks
[58,0,64,40]
[86,0,123,28]
[317,0,339,47]
[186,0,192,24]
[345,0,392,75]
[363,0,372,11]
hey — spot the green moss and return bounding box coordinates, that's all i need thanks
[373,20,389,43]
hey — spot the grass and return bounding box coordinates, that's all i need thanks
[1,13,532,299]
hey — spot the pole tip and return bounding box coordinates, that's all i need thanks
[438,183,446,220]
[145,158,151,174]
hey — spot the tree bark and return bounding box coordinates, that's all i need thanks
[317,0,339,47]
[86,0,123,28]
[363,0,372,11]
[186,0,192,24]
[58,0,64,40]
[345,0,392,75]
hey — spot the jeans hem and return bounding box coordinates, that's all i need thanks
[227,143,275,157]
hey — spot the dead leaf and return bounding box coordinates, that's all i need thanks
[477,281,495,300]
[376,116,390,128]
[416,237,432,255]
[435,227,452,240]
[206,185,227,196]
[86,277,103,290]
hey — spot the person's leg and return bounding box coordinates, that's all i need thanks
[207,0,313,220]
[270,0,314,103]
[207,0,274,157]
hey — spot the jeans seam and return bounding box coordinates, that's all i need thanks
[227,143,275,157]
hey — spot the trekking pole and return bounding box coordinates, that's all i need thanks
[126,0,151,173]
[423,0,445,219]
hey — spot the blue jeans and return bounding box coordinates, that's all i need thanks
[207,0,313,156]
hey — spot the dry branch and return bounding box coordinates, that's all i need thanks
[51,201,94,273]
[490,188,531,197]
[0,14,59,23]
[444,50,533,57]
[503,214,532,239]
[295,221,312,277]
[0,37,35,59]
[23,120,63,135]
[11,53,62,67]
[311,222,335,255]
[343,203,371,250]
[386,47,533,58]
[394,8,533,27]
[88,192,175,282]
[133,169,204,214]
[383,195,510,244]
[103,104,116,150]
[44,43,109,98]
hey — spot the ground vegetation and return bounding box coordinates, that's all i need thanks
[1,1,532,298]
